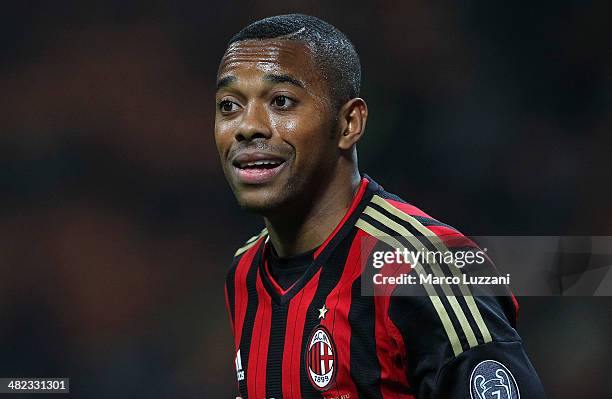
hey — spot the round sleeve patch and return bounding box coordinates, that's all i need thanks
[469,359,520,399]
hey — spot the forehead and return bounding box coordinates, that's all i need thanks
[217,39,320,85]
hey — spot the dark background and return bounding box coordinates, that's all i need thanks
[1,1,611,398]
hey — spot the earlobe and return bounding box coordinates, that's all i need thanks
[338,98,368,151]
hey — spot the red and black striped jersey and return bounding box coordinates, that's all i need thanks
[224,176,546,399]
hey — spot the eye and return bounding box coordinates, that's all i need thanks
[219,100,239,113]
[272,95,295,109]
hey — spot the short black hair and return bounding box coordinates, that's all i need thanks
[228,14,361,109]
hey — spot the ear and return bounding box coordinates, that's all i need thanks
[337,98,368,151]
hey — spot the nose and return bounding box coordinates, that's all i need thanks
[235,101,272,142]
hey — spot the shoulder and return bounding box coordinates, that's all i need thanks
[359,184,520,343]
[233,227,268,258]
[225,227,268,282]
[357,186,474,249]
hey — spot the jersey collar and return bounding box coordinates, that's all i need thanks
[258,174,378,304]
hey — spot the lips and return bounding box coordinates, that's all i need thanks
[235,159,284,169]
[231,152,288,184]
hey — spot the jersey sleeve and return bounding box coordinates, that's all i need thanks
[433,340,546,399]
[386,258,547,399]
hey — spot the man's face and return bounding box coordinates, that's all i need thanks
[215,39,338,214]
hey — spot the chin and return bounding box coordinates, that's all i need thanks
[235,191,285,216]
[231,178,303,216]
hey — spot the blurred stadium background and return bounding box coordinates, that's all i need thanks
[1,1,610,397]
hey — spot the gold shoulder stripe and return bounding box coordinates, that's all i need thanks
[234,228,268,257]
[363,206,478,349]
[371,195,492,343]
[355,218,464,356]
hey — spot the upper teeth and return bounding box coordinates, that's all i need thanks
[242,160,280,167]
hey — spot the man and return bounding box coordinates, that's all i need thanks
[216,14,546,399]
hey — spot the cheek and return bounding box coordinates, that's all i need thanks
[280,119,334,168]
[270,114,300,137]
[213,128,225,156]
[274,103,331,142]
[214,119,238,156]
[282,118,298,133]
[277,119,322,153]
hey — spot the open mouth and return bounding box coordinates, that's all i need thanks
[234,159,285,170]
[231,154,288,184]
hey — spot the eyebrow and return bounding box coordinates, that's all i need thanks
[215,73,305,91]
[216,76,236,91]
[263,73,305,88]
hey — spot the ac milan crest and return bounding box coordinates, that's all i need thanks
[305,325,337,391]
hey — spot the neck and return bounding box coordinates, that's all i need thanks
[264,168,361,258]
